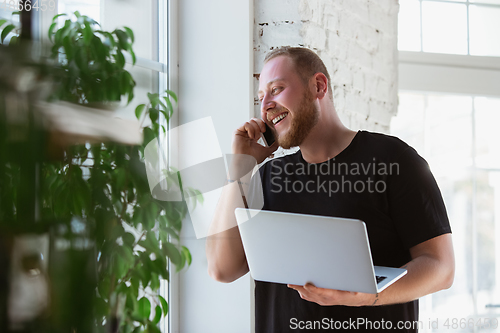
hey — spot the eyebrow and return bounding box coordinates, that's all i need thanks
[257,78,285,96]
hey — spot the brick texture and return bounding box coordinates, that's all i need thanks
[254,0,399,134]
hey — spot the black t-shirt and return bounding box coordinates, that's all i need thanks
[251,130,451,333]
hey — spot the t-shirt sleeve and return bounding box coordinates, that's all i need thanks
[387,146,452,249]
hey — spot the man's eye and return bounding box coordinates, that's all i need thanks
[272,87,282,94]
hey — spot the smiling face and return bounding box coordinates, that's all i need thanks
[258,56,319,149]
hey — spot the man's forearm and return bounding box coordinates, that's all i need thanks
[206,177,252,283]
[374,240,454,306]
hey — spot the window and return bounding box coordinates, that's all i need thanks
[392,93,500,332]
[396,1,500,331]
[398,0,500,56]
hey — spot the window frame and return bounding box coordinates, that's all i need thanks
[399,0,500,56]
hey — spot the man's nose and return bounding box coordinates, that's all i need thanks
[261,96,276,115]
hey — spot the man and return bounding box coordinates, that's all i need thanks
[206,47,454,332]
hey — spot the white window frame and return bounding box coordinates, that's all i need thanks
[401,0,500,56]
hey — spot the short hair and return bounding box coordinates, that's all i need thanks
[263,46,333,100]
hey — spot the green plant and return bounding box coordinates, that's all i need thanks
[1,11,198,333]
[48,11,136,105]
[41,89,195,333]
[0,12,20,45]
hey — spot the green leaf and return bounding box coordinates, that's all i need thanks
[128,47,137,65]
[113,254,127,279]
[1,24,16,44]
[115,29,129,50]
[131,327,142,333]
[137,260,152,288]
[74,11,82,18]
[165,90,178,104]
[135,104,146,120]
[9,35,18,45]
[158,295,169,317]
[181,246,192,266]
[137,297,151,319]
[143,127,156,145]
[48,22,57,41]
[130,276,140,298]
[149,108,159,124]
[52,13,67,22]
[62,35,74,60]
[162,96,174,119]
[124,26,135,43]
[147,93,160,108]
[151,259,169,281]
[153,305,162,325]
[162,242,181,266]
[83,21,93,45]
[98,30,115,47]
[147,323,161,333]
[123,232,136,246]
[162,226,180,241]
[150,272,160,290]
[75,47,88,72]
[0,19,7,28]
[114,50,125,68]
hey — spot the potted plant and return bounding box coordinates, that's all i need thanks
[0,11,198,333]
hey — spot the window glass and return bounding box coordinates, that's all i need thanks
[469,5,500,56]
[426,94,472,171]
[390,93,425,153]
[421,1,468,54]
[58,0,100,22]
[392,93,500,331]
[398,0,421,52]
[475,97,500,169]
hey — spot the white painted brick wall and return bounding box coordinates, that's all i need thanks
[254,0,399,133]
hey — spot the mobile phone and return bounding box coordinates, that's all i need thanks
[261,122,276,147]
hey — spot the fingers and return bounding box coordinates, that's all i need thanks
[250,117,267,133]
[235,118,266,140]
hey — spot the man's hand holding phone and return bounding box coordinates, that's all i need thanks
[232,118,278,165]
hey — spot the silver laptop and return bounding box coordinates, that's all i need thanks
[235,208,407,294]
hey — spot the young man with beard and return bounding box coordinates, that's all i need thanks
[206,47,454,332]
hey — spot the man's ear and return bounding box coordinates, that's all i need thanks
[312,73,328,100]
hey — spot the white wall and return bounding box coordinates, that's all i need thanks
[254,0,399,133]
[176,1,253,333]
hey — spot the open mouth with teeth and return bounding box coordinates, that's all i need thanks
[272,112,289,125]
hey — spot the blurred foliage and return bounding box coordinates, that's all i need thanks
[42,90,196,333]
[48,12,136,105]
[0,11,198,333]
[0,12,20,46]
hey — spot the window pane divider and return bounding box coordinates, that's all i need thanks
[421,0,500,8]
[399,50,500,71]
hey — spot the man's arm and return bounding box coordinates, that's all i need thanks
[205,179,251,283]
[206,118,277,283]
[288,233,455,306]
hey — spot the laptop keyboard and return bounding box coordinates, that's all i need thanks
[376,276,387,284]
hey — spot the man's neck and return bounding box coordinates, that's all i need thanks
[299,106,358,164]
